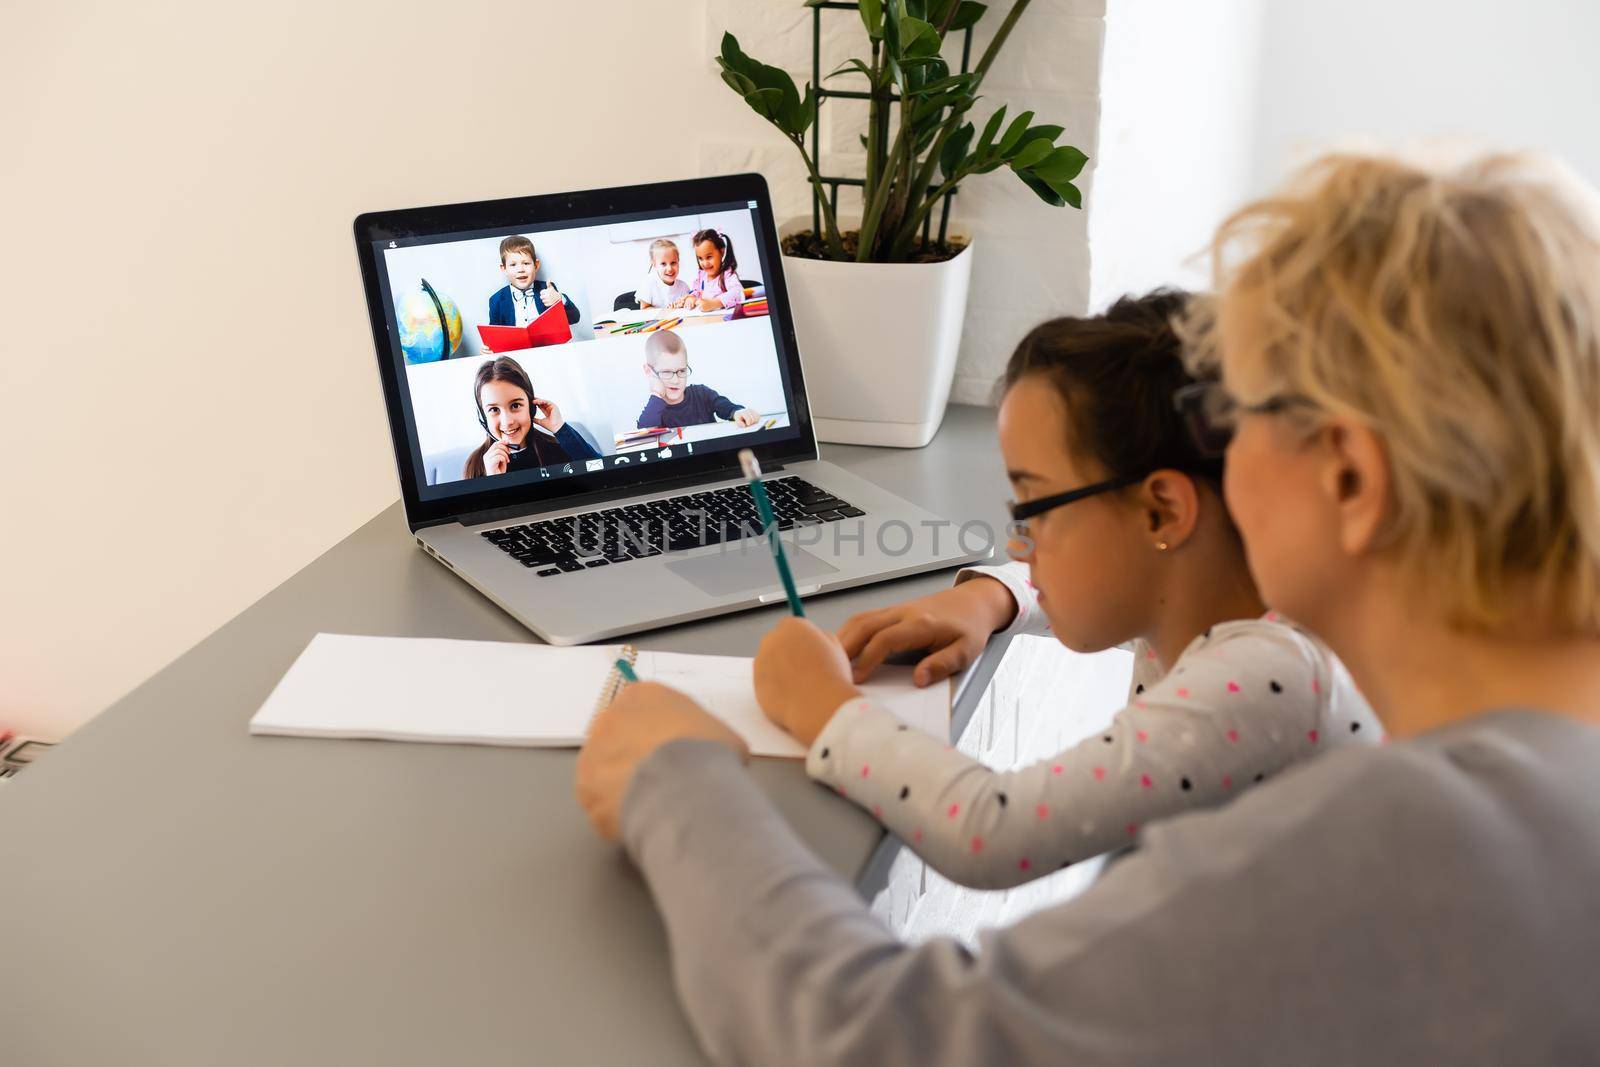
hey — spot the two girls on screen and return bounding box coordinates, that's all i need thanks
[637,230,745,312]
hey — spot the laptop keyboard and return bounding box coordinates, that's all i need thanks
[479,476,865,577]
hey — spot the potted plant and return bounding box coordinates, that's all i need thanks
[716,0,1087,445]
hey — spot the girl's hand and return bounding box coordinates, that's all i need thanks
[837,577,1019,687]
[484,440,512,476]
[696,296,721,312]
[733,409,759,428]
[754,618,861,746]
[576,682,749,841]
[531,398,564,433]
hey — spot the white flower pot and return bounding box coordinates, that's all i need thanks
[780,232,974,448]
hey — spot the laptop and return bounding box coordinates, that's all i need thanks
[353,173,989,645]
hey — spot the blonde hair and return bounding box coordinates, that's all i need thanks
[1186,151,1600,634]
[647,237,679,267]
[644,328,687,366]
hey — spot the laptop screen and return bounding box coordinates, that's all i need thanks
[362,188,808,514]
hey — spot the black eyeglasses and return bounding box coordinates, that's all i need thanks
[1007,473,1145,529]
[1173,381,1317,458]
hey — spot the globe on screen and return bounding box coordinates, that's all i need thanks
[397,278,463,364]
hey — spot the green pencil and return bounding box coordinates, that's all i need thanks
[739,449,805,616]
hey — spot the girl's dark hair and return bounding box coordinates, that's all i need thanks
[1002,289,1221,484]
[463,356,555,478]
[691,228,737,277]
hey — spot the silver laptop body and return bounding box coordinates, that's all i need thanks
[355,174,987,645]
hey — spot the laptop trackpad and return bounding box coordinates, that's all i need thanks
[665,544,838,598]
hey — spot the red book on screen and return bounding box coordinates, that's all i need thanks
[476,302,573,352]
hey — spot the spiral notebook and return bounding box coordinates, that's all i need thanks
[248,633,950,759]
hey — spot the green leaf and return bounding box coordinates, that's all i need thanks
[718,69,754,96]
[1032,145,1088,183]
[949,1,987,31]
[743,87,785,122]
[827,58,877,84]
[797,83,817,136]
[1009,138,1054,171]
[939,121,974,180]
[973,104,1007,159]
[1016,170,1066,207]
[720,32,750,72]
[883,4,901,58]
[1052,179,1083,209]
[996,109,1034,156]
[1013,124,1064,152]
[912,72,974,97]
[899,16,941,59]
[858,0,885,38]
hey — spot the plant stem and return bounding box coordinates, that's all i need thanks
[856,109,907,261]
[792,135,847,259]
[878,83,919,259]
[892,168,969,255]
[894,0,1034,254]
[864,40,882,211]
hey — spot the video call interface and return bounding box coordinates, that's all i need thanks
[378,202,794,500]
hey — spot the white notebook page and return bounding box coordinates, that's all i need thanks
[249,634,949,758]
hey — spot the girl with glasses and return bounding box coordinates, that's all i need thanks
[754,290,1380,886]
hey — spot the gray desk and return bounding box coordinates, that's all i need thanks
[0,405,1009,1066]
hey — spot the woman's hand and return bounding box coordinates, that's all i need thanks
[576,682,749,840]
[483,439,512,475]
[531,398,565,433]
[754,618,861,746]
[837,577,1018,687]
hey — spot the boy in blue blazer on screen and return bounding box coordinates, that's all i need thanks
[487,235,581,328]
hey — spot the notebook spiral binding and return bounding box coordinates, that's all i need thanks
[594,644,639,713]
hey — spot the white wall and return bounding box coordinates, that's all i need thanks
[1252,0,1600,192]
[1089,0,1263,308]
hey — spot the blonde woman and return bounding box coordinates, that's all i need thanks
[576,151,1600,1063]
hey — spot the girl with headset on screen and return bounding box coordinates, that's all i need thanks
[462,356,599,479]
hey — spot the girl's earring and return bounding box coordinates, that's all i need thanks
[1156,541,1170,552]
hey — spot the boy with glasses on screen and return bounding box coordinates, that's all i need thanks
[637,330,759,430]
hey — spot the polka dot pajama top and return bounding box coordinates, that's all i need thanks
[806,561,1383,889]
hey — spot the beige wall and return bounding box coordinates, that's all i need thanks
[0,1,715,738]
[1,1,1106,741]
